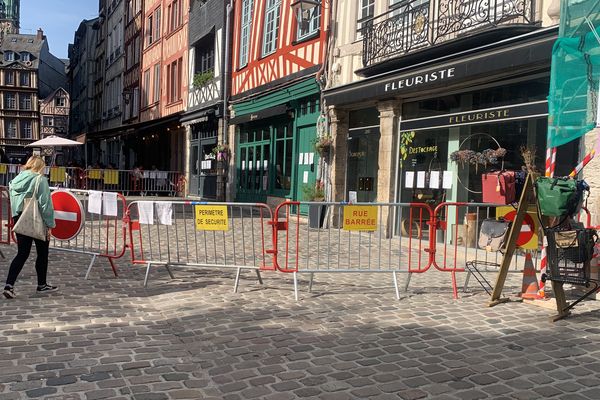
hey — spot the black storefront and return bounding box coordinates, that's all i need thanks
[324,27,579,210]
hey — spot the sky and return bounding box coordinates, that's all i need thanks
[20,0,99,60]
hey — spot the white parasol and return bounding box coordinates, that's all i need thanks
[26,135,83,147]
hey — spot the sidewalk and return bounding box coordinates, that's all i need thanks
[0,244,599,399]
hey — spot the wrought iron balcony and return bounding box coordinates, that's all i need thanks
[362,0,536,69]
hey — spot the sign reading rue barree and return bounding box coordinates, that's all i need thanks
[195,205,229,231]
[343,206,378,231]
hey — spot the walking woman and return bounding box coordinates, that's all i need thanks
[3,156,56,299]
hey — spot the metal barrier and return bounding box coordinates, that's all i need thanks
[431,202,547,299]
[0,186,11,258]
[127,200,272,289]
[0,164,185,196]
[271,202,434,300]
[47,189,129,279]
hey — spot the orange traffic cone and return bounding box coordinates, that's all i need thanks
[521,252,542,300]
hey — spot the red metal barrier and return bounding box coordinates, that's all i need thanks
[270,201,436,300]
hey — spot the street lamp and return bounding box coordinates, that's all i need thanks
[290,0,320,30]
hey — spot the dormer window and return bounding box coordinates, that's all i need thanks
[4,51,14,62]
[21,52,31,62]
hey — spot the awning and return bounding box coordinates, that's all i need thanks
[229,104,289,124]
[75,133,86,144]
[324,28,557,107]
[86,114,182,141]
[181,107,217,126]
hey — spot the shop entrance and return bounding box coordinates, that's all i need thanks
[189,122,218,199]
[346,126,380,202]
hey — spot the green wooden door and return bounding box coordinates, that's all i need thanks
[296,125,318,213]
[237,129,270,202]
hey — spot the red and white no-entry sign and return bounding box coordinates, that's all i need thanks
[496,206,539,250]
[50,190,85,241]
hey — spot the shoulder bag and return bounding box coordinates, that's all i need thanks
[478,218,511,252]
[12,175,48,241]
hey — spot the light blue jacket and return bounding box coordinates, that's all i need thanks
[9,170,56,228]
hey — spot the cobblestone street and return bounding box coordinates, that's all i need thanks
[1,246,600,400]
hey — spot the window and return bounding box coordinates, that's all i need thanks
[19,72,29,87]
[19,93,32,110]
[20,121,32,139]
[5,120,16,138]
[4,51,14,61]
[195,34,215,74]
[43,116,54,126]
[153,64,160,103]
[154,7,161,40]
[168,0,183,32]
[4,70,14,85]
[167,58,182,103]
[146,14,154,46]
[55,97,66,107]
[262,0,282,56]
[20,52,31,62]
[239,0,253,68]
[142,69,151,106]
[297,4,320,40]
[357,0,375,39]
[4,92,15,109]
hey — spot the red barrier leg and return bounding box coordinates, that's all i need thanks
[108,257,119,277]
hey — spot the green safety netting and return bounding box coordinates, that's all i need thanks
[548,0,600,148]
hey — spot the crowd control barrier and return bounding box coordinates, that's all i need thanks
[271,202,435,300]
[127,200,272,289]
[0,186,11,258]
[48,189,129,278]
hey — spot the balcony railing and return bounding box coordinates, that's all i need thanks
[362,0,535,68]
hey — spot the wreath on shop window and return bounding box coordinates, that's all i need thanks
[449,133,507,194]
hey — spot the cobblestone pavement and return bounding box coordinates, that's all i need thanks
[1,245,600,400]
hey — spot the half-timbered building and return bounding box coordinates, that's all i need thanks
[40,87,69,137]
[229,0,329,203]
[182,0,226,200]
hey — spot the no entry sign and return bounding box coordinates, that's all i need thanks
[51,190,85,241]
[496,206,539,250]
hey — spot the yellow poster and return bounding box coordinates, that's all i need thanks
[496,206,539,250]
[88,169,102,179]
[104,170,119,185]
[50,167,66,183]
[0,164,6,174]
[343,206,378,231]
[195,205,229,231]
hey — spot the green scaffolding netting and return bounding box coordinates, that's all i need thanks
[548,0,600,148]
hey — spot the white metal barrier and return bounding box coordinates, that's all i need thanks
[127,200,273,290]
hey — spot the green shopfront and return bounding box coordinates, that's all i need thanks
[231,78,321,204]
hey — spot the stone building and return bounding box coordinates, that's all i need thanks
[323,0,572,233]
[0,0,19,37]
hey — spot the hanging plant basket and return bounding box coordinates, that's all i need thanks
[314,136,333,157]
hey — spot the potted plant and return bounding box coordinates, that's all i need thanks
[314,135,333,158]
[193,70,214,88]
[302,180,326,228]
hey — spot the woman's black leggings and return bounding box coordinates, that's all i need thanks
[5,226,49,287]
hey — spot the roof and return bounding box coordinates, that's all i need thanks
[0,33,44,69]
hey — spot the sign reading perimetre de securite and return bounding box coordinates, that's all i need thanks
[194,205,229,231]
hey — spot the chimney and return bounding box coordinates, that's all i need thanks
[37,28,44,40]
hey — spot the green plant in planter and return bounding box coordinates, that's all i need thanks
[193,71,214,88]
[302,180,325,201]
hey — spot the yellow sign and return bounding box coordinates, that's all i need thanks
[195,205,229,231]
[104,170,119,185]
[88,169,102,179]
[0,164,6,174]
[496,206,539,250]
[343,206,378,231]
[50,167,66,183]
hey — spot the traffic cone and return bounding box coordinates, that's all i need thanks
[521,252,542,300]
